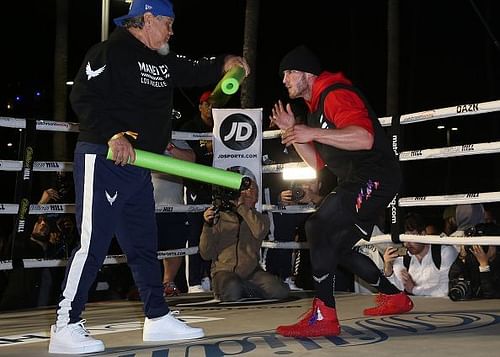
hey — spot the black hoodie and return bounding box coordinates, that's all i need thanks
[70,27,225,153]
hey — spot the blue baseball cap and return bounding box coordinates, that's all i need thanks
[114,0,175,27]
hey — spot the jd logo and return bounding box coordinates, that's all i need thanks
[220,113,257,150]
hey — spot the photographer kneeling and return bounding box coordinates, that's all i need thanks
[199,180,290,302]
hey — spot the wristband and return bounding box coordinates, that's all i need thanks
[479,265,491,273]
[109,131,138,141]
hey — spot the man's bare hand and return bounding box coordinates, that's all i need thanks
[108,134,136,166]
[269,100,295,131]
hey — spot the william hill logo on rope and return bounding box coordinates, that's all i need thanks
[219,113,257,151]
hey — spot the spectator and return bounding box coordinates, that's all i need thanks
[199,180,289,302]
[442,205,457,236]
[483,204,498,224]
[153,139,195,296]
[450,204,484,237]
[448,203,500,300]
[425,222,442,236]
[180,90,215,293]
[352,210,391,294]
[383,212,458,297]
[265,177,323,291]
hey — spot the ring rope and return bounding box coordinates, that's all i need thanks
[2,233,497,271]
[1,99,500,271]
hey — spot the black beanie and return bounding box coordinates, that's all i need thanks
[279,45,322,77]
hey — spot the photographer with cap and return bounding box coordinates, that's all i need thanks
[448,204,500,300]
[48,0,249,354]
[199,180,289,302]
[269,45,413,338]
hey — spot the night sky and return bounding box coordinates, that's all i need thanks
[2,0,500,218]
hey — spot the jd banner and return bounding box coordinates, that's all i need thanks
[212,108,263,211]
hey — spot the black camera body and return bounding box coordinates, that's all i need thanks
[212,186,239,214]
[290,183,305,202]
[448,278,473,301]
[211,175,252,214]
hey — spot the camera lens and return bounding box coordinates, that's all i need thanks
[448,280,470,301]
[291,188,305,201]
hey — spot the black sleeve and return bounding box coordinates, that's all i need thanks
[168,53,226,88]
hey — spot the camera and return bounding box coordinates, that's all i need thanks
[448,278,472,301]
[290,183,305,202]
[211,175,251,213]
[395,246,408,256]
[211,186,239,214]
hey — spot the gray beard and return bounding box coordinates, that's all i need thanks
[157,42,170,56]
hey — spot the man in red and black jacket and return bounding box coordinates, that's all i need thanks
[270,45,413,338]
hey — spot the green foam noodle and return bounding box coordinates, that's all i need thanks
[107,148,244,190]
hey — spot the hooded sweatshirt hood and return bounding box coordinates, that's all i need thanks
[455,204,485,231]
[307,71,352,112]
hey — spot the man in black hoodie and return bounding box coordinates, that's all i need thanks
[48,0,249,354]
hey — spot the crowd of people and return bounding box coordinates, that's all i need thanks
[0,0,498,354]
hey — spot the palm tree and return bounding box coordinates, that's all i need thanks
[52,0,69,160]
[241,0,260,109]
[386,0,399,116]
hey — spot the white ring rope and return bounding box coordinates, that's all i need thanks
[378,99,500,126]
[262,233,500,251]
[1,99,500,270]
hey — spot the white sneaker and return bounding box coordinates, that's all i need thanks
[188,284,205,293]
[284,276,303,291]
[143,312,204,342]
[201,277,212,292]
[48,319,105,354]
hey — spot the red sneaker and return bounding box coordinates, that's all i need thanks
[276,298,341,337]
[363,292,414,316]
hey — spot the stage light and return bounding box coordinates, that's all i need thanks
[282,166,317,181]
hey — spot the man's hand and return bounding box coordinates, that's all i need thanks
[203,206,217,224]
[39,188,60,204]
[269,100,295,131]
[223,55,250,77]
[281,125,316,146]
[279,189,294,205]
[108,133,136,166]
[383,247,399,277]
[400,269,416,293]
[470,245,495,267]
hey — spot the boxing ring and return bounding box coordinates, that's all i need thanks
[1,99,500,356]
